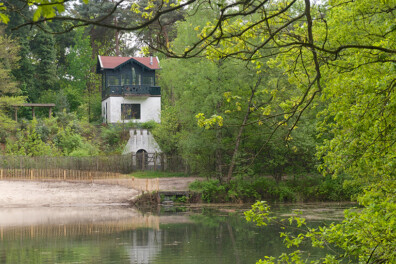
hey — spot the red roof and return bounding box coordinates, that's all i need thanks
[98,55,160,70]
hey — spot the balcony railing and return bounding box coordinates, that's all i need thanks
[104,85,161,98]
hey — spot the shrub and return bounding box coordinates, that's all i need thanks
[54,127,84,155]
[69,141,99,156]
[189,180,227,202]
[100,125,122,146]
[228,178,260,202]
[189,174,359,203]
[6,120,59,156]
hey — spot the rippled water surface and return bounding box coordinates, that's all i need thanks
[0,203,351,263]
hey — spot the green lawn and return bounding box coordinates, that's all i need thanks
[129,171,189,179]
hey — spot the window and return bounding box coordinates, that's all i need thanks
[107,75,120,86]
[131,68,136,85]
[121,104,141,120]
[121,72,131,85]
[142,76,154,86]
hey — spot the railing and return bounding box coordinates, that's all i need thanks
[105,85,161,97]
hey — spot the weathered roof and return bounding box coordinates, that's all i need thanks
[97,55,160,70]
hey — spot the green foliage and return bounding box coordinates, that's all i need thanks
[246,181,396,264]
[218,0,396,262]
[5,119,59,156]
[288,174,360,202]
[54,127,84,155]
[29,27,58,101]
[189,180,227,203]
[244,201,275,227]
[189,175,356,203]
[0,114,17,143]
[140,120,158,130]
[59,28,100,121]
[35,117,59,142]
[151,107,181,154]
[0,26,24,140]
[0,27,20,95]
[130,171,187,179]
[1,0,393,263]
[176,195,188,203]
[124,120,158,130]
[3,11,101,123]
[100,125,123,148]
[157,8,319,179]
[68,141,99,157]
[3,115,105,157]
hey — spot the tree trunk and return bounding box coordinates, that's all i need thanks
[226,77,262,183]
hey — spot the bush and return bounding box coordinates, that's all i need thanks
[6,120,59,156]
[287,174,361,202]
[100,125,122,147]
[69,141,99,156]
[228,178,260,202]
[140,120,157,129]
[189,180,227,202]
[54,127,84,155]
[189,174,360,203]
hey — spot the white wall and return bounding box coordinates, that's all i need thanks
[102,96,161,124]
[123,129,161,154]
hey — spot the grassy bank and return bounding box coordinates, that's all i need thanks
[129,171,188,179]
[189,174,360,203]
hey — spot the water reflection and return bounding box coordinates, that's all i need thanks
[128,230,162,264]
[0,204,350,264]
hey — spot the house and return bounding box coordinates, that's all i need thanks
[97,55,162,158]
[96,55,161,124]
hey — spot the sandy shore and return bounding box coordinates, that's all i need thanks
[0,180,197,228]
[0,180,138,208]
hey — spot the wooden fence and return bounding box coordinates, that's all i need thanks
[0,168,125,180]
[0,153,188,181]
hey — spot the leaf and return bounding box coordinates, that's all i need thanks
[0,13,9,24]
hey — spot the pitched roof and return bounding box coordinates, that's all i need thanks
[98,55,160,70]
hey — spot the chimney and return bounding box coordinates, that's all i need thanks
[150,56,153,65]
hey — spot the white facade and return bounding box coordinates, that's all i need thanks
[102,96,161,124]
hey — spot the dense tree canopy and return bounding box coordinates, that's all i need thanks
[150,4,319,182]
[0,27,24,140]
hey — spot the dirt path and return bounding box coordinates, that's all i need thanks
[0,177,199,208]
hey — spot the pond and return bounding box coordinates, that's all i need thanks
[0,203,352,264]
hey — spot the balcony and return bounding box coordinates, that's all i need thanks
[105,85,161,98]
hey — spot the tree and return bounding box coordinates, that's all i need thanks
[0,26,24,141]
[158,0,395,262]
[240,1,395,263]
[30,27,58,99]
[58,27,98,120]
[155,5,318,182]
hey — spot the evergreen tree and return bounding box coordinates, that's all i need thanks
[0,27,24,141]
[4,0,35,99]
[30,27,58,101]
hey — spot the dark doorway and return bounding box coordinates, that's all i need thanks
[136,149,148,170]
